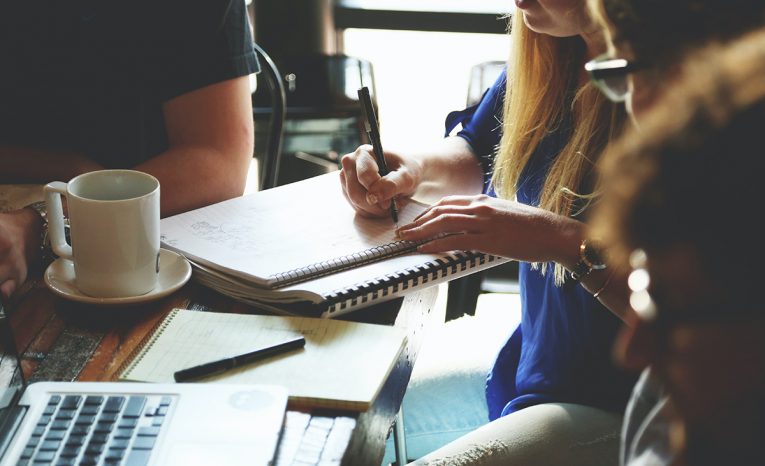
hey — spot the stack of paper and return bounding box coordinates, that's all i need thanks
[160,173,509,317]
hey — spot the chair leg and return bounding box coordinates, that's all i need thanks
[392,406,408,465]
[445,272,484,321]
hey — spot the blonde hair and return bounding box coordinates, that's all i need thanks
[492,12,625,284]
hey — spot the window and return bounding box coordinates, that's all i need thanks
[343,28,509,152]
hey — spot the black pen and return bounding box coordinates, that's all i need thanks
[358,86,399,224]
[173,335,306,382]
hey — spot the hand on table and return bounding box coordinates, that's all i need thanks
[0,209,42,299]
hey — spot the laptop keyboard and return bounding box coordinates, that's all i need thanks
[274,412,356,466]
[18,393,174,466]
[18,396,354,466]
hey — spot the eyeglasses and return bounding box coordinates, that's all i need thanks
[585,53,640,103]
[627,249,658,321]
[628,249,759,328]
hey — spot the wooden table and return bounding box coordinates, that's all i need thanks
[0,185,443,466]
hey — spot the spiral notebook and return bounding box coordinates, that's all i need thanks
[160,172,509,317]
[118,308,407,411]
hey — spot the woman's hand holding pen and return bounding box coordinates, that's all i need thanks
[339,144,422,218]
[395,194,584,264]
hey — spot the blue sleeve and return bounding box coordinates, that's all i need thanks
[444,68,506,193]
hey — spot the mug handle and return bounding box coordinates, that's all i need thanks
[44,182,73,261]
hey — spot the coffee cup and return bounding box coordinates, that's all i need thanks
[44,170,160,298]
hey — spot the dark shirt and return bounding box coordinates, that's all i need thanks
[445,68,635,420]
[0,0,259,168]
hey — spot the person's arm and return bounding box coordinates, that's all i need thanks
[0,74,253,218]
[135,75,253,217]
[340,69,506,218]
[0,144,99,298]
[580,267,633,322]
[396,194,634,322]
[410,136,486,201]
[0,73,253,216]
[0,208,43,298]
[0,74,253,297]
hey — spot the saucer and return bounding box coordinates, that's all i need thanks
[44,249,192,305]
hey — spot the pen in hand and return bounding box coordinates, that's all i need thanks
[173,335,306,382]
[358,86,399,225]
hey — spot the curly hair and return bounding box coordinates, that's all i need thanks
[593,0,765,69]
[591,28,765,294]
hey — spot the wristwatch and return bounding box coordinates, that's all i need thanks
[570,239,607,281]
[25,201,54,266]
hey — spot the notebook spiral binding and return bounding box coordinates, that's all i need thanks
[322,251,500,316]
[270,239,428,288]
[117,309,181,379]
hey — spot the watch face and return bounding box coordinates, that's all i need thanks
[583,241,607,269]
[572,239,608,280]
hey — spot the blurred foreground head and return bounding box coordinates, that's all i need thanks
[591,28,765,465]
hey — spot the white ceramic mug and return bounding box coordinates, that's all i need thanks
[44,170,161,298]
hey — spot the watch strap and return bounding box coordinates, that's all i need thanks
[26,201,47,224]
[25,201,54,266]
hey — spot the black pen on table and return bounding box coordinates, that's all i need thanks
[173,335,306,382]
[358,86,399,224]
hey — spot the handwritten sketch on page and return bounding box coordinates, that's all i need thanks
[160,173,429,286]
[160,172,510,316]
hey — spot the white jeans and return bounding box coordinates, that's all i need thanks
[381,294,621,466]
[409,402,623,466]
[381,297,518,465]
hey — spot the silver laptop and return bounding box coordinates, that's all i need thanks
[0,297,288,466]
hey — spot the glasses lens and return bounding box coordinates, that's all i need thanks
[599,76,630,102]
[586,54,632,103]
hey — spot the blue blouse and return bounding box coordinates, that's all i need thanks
[445,69,635,420]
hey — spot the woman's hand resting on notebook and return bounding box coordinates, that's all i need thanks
[395,194,584,265]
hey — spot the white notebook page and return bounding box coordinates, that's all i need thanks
[160,173,428,287]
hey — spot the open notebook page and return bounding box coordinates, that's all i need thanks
[119,309,407,411]
[160,173,428,288]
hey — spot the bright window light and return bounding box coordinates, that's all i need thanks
[343,29,510,153]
